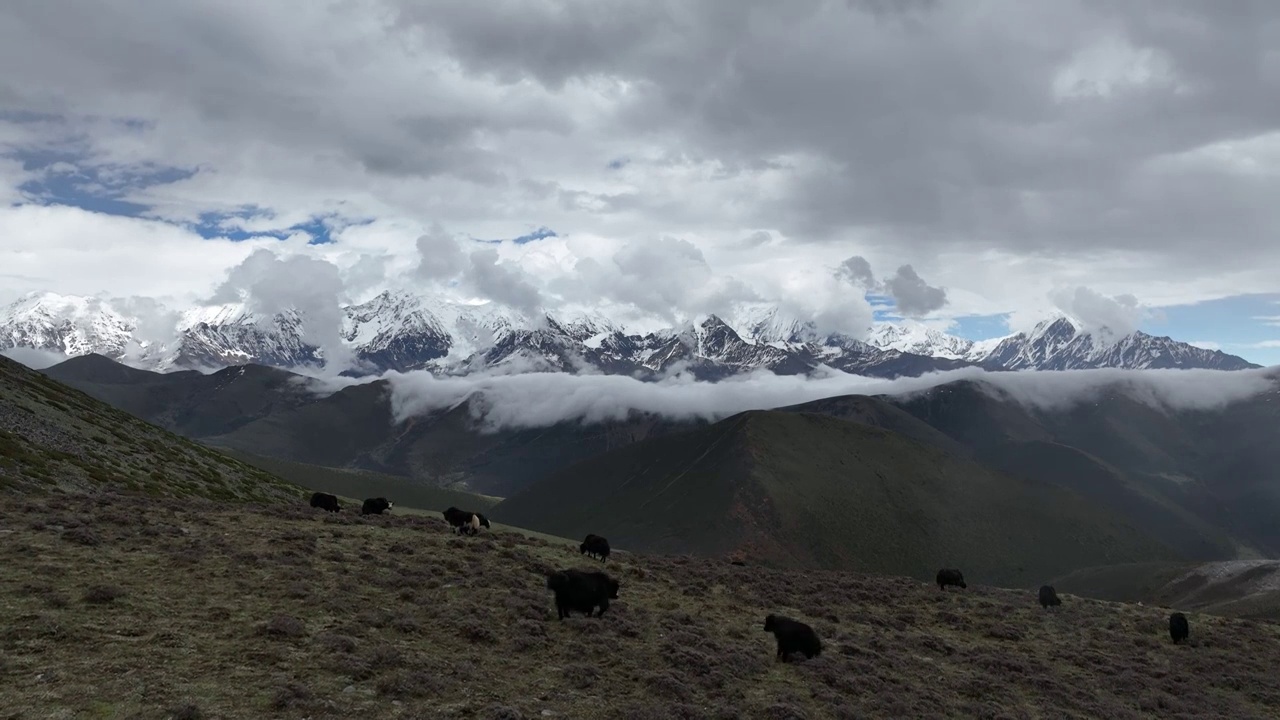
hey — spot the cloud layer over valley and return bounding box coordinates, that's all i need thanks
[383,364,1280,432]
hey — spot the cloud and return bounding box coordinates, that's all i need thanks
[836,255,878,289]
[1049,286,1149,337]
[414,225,466,281]
[109,295,183,363]
[0,346,68,370]
[1188,340,1222,351]
[883,264,948,317]
[385,364,1278,432]
[5,1,1280,332]
[463,248,544,319]
[209,248,352,371]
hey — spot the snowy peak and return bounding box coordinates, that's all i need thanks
[864,321,975,360]
[0,292,135,359]
[974,317,1257,372]
[0,291,1261,377]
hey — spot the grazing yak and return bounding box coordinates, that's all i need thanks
[936,568,967,591]
[1170,612,1190,644]
[580,534,611,562]
[442,507,490,535]
[763,614,822,662]
[309,492,341,513]
[361,497,393,516]
[546,569,620,620]
[1038,585,1062,609]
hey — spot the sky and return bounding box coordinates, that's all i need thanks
[1,1,1279,366]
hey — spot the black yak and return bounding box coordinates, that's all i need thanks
[579,534,610,562]
[763,614,822,662]
[442,507,490,535]
[546,569,619,620]
[1038,585,1061,609]
[936,568,967,590]
[1169,612,1189,644]
[309,492,341,513]
[361,497,393,516]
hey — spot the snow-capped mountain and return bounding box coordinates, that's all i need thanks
[0,290,1262,378]
[979,317,1253,371]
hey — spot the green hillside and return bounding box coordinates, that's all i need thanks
[492,410,1181,587]
[0,355,300,503]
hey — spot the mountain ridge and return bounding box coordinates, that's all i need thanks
[490,408,1183,586]
[1,290,1260,379]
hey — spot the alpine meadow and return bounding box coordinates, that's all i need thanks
[4,2,1280,719]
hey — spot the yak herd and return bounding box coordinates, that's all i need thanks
[308,491,1193,662]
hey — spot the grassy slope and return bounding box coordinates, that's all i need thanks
[0,356,300,503]
[494,411,1181,587]
[983,439,1244,560]
[4,492,1280,720]
[885,378,1280,556]
[219,448,501,513]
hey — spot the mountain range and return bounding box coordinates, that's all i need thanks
[0,290,1261,379]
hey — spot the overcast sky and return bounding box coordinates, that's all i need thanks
[1,1,1279,362]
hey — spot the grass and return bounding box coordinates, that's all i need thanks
[4,491,1280,719]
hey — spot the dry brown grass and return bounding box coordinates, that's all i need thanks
[3,490,1280,719]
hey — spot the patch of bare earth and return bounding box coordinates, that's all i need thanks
[2,491,1280,719]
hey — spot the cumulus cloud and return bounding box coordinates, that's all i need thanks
[414,225,466,281]
[1049,286,1149,338]
[883,264,948,317]
[836,255,879,289]
[385,364,1278,432]
[209,249,352,371]
[109,295,183,363]
[463,248,544,320]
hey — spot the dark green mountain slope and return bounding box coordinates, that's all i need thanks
[0,355,300,502]
[206,380,700,496]
[43,354,320,437]
[492,410,1180,587]
[873,377,1280,556]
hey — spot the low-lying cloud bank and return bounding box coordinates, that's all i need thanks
[384,364,1278,433]
[1,347,69,370]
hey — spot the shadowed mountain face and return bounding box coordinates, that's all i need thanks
[869,379,1280,558]
[491,410,1180,587]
